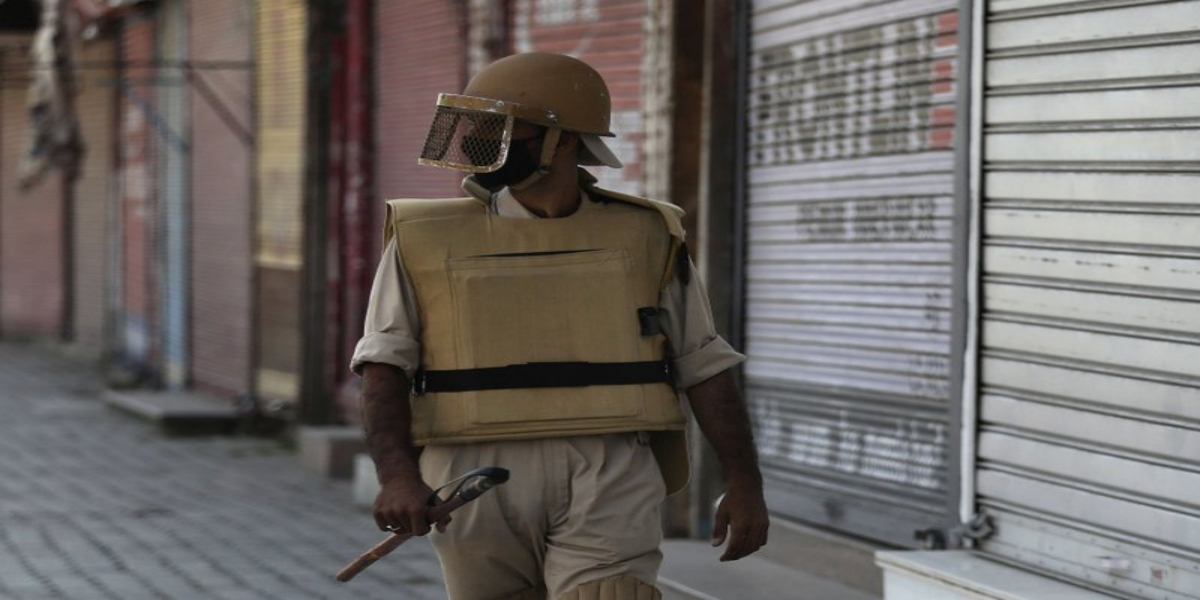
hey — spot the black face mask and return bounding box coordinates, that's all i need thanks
[474,134,545,189]
[461,135,503,167]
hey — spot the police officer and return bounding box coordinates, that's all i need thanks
[352,53,768,600]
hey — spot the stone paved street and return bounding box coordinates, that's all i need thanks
[0,342,445,599]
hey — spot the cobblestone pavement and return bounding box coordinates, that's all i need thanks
[0,342,445,600]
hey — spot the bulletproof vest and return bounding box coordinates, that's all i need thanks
[386,187,689,463]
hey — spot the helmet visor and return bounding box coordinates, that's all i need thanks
[419,104,512,173]
[419,94,555,173]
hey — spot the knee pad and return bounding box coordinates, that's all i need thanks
[557,575,661,600]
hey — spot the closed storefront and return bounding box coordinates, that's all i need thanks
[71,39,117,352]
[743,0,965,546]
[974,1,1200,597]
[366,1,465,417]
[374,0,464,248]
[0,42,65,338]
[511,0,649,195]
[189,0,254,396]
[254,0,307,406]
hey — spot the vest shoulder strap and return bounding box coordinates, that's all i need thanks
[383,197,487,245]
[386,197,486,222]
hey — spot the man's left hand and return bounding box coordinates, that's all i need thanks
[710,479,769,561]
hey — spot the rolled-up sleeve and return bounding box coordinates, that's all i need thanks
[350,239,423,377]
[659,257,745,390]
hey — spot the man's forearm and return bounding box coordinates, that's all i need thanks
[360,363,422,485]
[687,368,769,560]
[686,369,763,486]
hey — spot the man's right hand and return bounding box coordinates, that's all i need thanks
[373,474,451,536]
[361,363,449,536]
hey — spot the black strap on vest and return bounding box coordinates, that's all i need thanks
[412,360,673,395]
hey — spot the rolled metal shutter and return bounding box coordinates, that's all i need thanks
[254,0,308,405]
[373,0,464,251]
[189,0,253,395]
[157,0,189,388]
[976,1,1200,597]
[744,0,964,545]
[511,0,648,196]
[72,39,117,351]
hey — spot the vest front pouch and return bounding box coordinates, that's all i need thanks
[448,248,648,427]
[391,192,688,445]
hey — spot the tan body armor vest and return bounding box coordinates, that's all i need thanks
[387,186,689,470]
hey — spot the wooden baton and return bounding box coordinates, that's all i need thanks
[335,497,465,582]
[336,467,509,582]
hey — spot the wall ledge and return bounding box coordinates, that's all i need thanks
[876,551,1110,600]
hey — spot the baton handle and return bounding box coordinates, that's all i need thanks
[335,496,466,582]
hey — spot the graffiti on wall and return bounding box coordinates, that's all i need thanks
[593,109,643,196]
[509,0,647,196]
[513,0,600,54]
[752,400,947,490]
[534,0,599,25]
[750,12,957,166]
[794,196,941,242]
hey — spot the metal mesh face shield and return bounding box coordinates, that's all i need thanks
[419,94,557,173]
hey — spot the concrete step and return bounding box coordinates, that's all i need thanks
[755,518,885,596]
[104,389,241,436]
[876,551,1112,600]
[659,539,880,600]
[295,425,367,479]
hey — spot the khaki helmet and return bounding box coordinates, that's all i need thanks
[464,52,613,136]
[418,53,623,179]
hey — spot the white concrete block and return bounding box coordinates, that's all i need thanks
[353,453,380,509]
[296,426,366,479]
[877,551,1110,600]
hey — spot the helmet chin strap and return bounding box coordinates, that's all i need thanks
[509,127,562,191]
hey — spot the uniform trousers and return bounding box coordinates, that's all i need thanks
[419,433,667,600]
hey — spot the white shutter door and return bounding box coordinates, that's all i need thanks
[745,0,965,546]
[158,0,189,389]
[977,1,1200,597]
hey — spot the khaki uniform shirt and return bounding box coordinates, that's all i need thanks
[351,188,744,390]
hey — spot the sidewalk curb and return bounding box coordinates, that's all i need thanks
[103,388,240,435]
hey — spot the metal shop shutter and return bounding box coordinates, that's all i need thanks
[744,0,964,546]
[118,15,157,369]
[976,1,1200,597]
[254,0,307,405]
[373,0,464,251]
[0,45,65,337]
[189,0,253,396]
[511,0,648,196]
[157,0,189,388]
[72,39,117,351]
